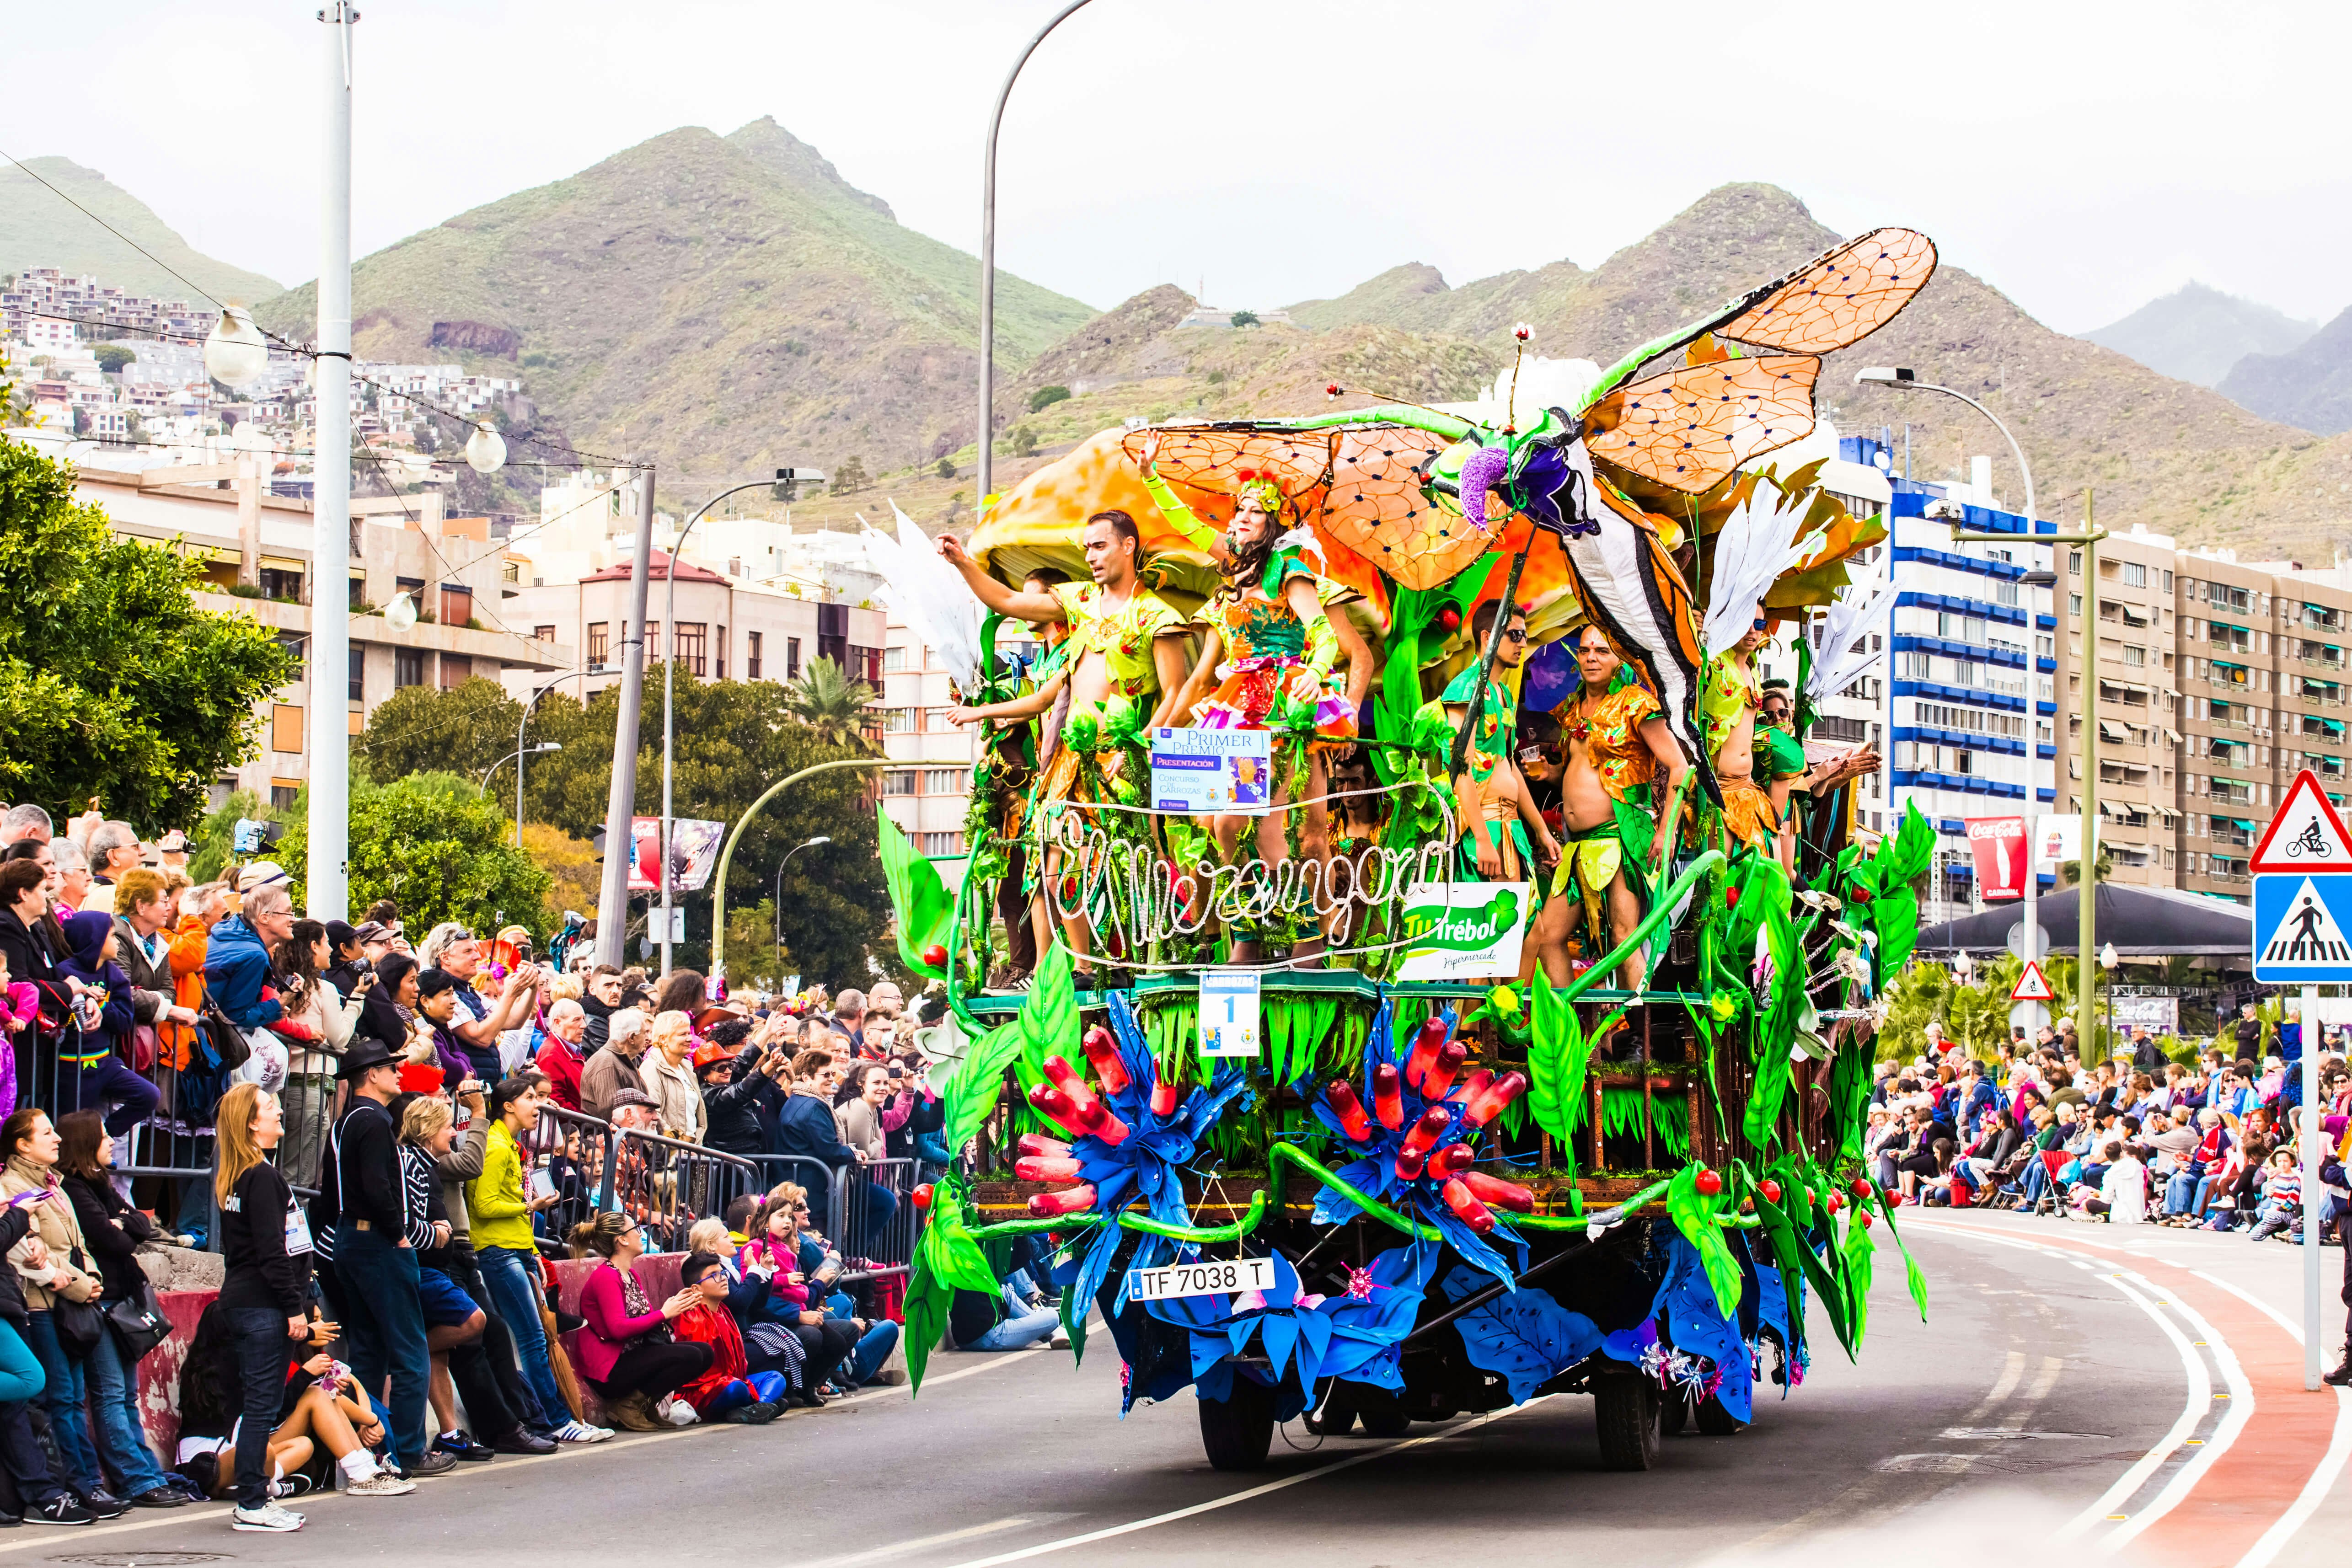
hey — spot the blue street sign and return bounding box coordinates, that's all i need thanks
[2252,872,2352,982]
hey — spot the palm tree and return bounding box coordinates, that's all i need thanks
[782,655,877,750]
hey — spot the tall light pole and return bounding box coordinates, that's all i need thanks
[595,465,657,968]
[1856,368,2083,1025]
[480,742,558,797]
[658,479,793,975]
[307,3,357,921]
[771,835,832,984]
[976,0,1098,508]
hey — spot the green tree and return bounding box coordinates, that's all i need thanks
[830,456,869,496]
[1027,385,1071,414]
[91,344,136,375]
[1229,310,1260,328]
[934,457,955,480]
[780,656,875,751]
[357,678,529,785]
[1008,425,1038,457]
[279,771,551,938]
[0,432,296,828]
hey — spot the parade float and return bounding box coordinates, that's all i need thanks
[869,228,1945,1471]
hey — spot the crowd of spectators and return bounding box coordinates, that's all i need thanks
[0,800,997,1534]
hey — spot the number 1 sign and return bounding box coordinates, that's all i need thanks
[1199,969,1261,1058]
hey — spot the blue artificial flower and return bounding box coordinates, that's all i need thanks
[1147,1243,1438,1405]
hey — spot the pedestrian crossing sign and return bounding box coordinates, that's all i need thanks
[2252,872,2352,981]
[2248,769,2352,873]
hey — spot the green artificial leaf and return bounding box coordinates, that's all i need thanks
[944,1021,1026,1152]
[1747,1187,1813,1354]
[1843,1214,1877,1351]
[1060,1270,1089,1366]
[1017,942,1080,1099]
[927,1210,1002,1295]
[1526,968,1589,1141]
[902,1255,952,1395]
[1869,1188,1931,1322]
[876,807,954,979]
[1664,1164,1743,1319]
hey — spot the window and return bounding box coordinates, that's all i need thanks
[348,573,366,611]
[918,832,964,856]
[716,626,726,681]
[2123,644,2146,666]
[270,704,304,755]
[927,707,958,732]
[747,630,763,680]
[788,637,802,680]
[587,622,610,667]
[883,647,907,673]
[2068,550,2082,576]
[395,648,425,688]
[884,708,915,733]
[925,768,964,793]
[645,622,658,659]
[258,566,303,602]
[348,645,364,703]
[1994,580,2020,606]
[2070,593,2083,616]
[673,622,707,677]
[849,645,884,684]
[534,625,557,643]
[2162,570,2175,593]
[275,630,305,678]
[2116,561,2148,588]
[440,584,473,627]
[439,653,471,689]
[269,782,299,812]
[881,772,916,796]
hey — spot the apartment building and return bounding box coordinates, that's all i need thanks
[878,611,980,859]
[2064,524,2182,885]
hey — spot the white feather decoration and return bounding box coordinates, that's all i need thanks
[859,502,985,691]
[1807,572,1900,707]
[1701,492,1820,659]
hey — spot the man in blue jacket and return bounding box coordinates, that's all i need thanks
[205,880,295,1030]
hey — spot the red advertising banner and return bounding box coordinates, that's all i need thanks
[1965,815,2028,902]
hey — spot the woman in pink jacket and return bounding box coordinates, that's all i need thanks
[566,1212,712,1430]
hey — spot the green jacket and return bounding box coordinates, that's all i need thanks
[466,1120,536,1254]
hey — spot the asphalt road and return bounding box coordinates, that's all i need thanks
[17,1215,2346,1568]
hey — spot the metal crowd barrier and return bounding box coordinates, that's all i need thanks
[607,1124,760,1253]
[837,1155,920,1271]
[528,1102,619,1245]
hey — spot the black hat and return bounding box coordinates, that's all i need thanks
[338,1038,400,1081]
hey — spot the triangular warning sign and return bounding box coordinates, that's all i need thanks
[2260,877,2352,967]
[2011,960,2055,1003]
[2250,770,2352,873]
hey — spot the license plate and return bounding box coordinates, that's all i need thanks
[1127,1256,1277,1301]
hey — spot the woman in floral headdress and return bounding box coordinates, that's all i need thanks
[1149,461,1372,959]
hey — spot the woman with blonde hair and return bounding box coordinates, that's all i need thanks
[210,1083,323,1531]
[637,1011,705,1143]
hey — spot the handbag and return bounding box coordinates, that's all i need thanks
[129,1020,160,1074]
[52,1247,104,1357]
[106,1278,172,1362]
[199,995,251,1072]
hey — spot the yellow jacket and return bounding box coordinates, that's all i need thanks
[466,1120,536,1255]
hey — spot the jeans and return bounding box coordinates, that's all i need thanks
[223,1306,292,1509]
[332,1224,429,1468]
[441,1248,535,1435]
[967,1304,1059,1351]
[2164,1169,2199,1215]
[54,1054,160,1140]
[0,1322,40,1405]
[82,1325,168,1495]
[847,1319,900,1384]
[277,1073,335,1193]
[476,1246,571,1429]
[24,1312,105,1497]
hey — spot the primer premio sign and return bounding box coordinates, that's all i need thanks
[1397,881,1532,981]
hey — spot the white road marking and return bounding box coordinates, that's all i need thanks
[805,1516,1039,1568]
[2095,1271,2251,1552]
[938,1397,1556,1568]
[1960,1350,2027,1423]
[2188,1269,2352,1568]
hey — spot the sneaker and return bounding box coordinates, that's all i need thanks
[268,1474,316,1498]
[435,1430,496,1462]
[79,1489,127,1520]
[232,1501,305,1532]
[24,1496,93,1527]
[553,1419,612,1445]
[407,1450,461,1477]
[343,1472,417,1497]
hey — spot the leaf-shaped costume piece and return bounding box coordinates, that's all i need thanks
[1808,570,1901,708]
[876,807,954,981]
[1437,1263,1604,1404]
[1148,1245,1437,1407]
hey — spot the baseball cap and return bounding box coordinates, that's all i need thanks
[236,860,290,894]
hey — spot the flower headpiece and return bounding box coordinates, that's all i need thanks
[1231,468,1289,520]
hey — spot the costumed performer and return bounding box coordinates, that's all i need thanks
[1443,599,1562,900]
[1528,626,1688,992]
[939,513,1192,979]
[1698,605,1800,856]
[1756,678,1879,877]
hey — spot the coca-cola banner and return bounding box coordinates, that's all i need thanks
[1965,815,2028,902]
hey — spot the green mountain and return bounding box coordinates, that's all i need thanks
[0,155,281,305]
[2083,281,2316,389]
[255,119,1094,482]
[1285,183,2352,557]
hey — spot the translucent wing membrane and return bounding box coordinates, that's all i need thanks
[1585,355,1821,494]
[1321,425,1489,591]
[1716,227,1938,356]
[1117,426,1338,507]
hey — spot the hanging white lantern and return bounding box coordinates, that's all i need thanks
[384,591,418,631]
[463,422,507,474]
[202,306,269,390]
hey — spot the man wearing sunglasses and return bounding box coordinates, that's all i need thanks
[1442,601,1562,886]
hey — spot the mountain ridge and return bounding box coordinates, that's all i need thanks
[1,155,282,306]
[2082,280,2317,389]
[2218,304,2352,436]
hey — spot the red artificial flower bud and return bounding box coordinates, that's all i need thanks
[1393,1145,1427,1181]
[921,944,948,969]
[1017,1133,1073,1160]
[1400,1107,1451,1161]
[1029,1085,1099,1138]
[1824,1191,1843,1215]
[1859,1210,1874,1229]
[1324,1080,1375,1142]
[1852,1178,1873,1200]
[1461,1171,1535,1213]
[1725,886,1741,910]
[1092,1109,1133,1148]
[1759,1178,1783,1203]
[1404,1016,1448,1090]
[1150,1079,1182,1118]
[1325,383,1341,397]
[1422,1041,1468,1102]
[1436,606,1462,634]
[1372,1064,1405,1130]
[911,1183,934,1210]
[1462,1070,1527,1129]
[1694,1167,1723,1197]
[1428,1142,1475,1179]
[1442,1177,1497,1234]
[1041,1057,1105,1125]
[1025,1184,1097,1219]
[1453,1068,1493,1109]
[1015,1156,1085,1182]
[1081,1026,1131,1096]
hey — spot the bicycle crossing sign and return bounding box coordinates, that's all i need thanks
[2249,770,2352,872]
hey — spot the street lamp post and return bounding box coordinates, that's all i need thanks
[976,0,1099,508]
[1856,369,2102,1034]
[480,742,559,797]
[308,3,357,921]
[771,835,833,985]
[658,479,793,976]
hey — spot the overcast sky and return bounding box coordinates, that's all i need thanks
[10,0,2347,335]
